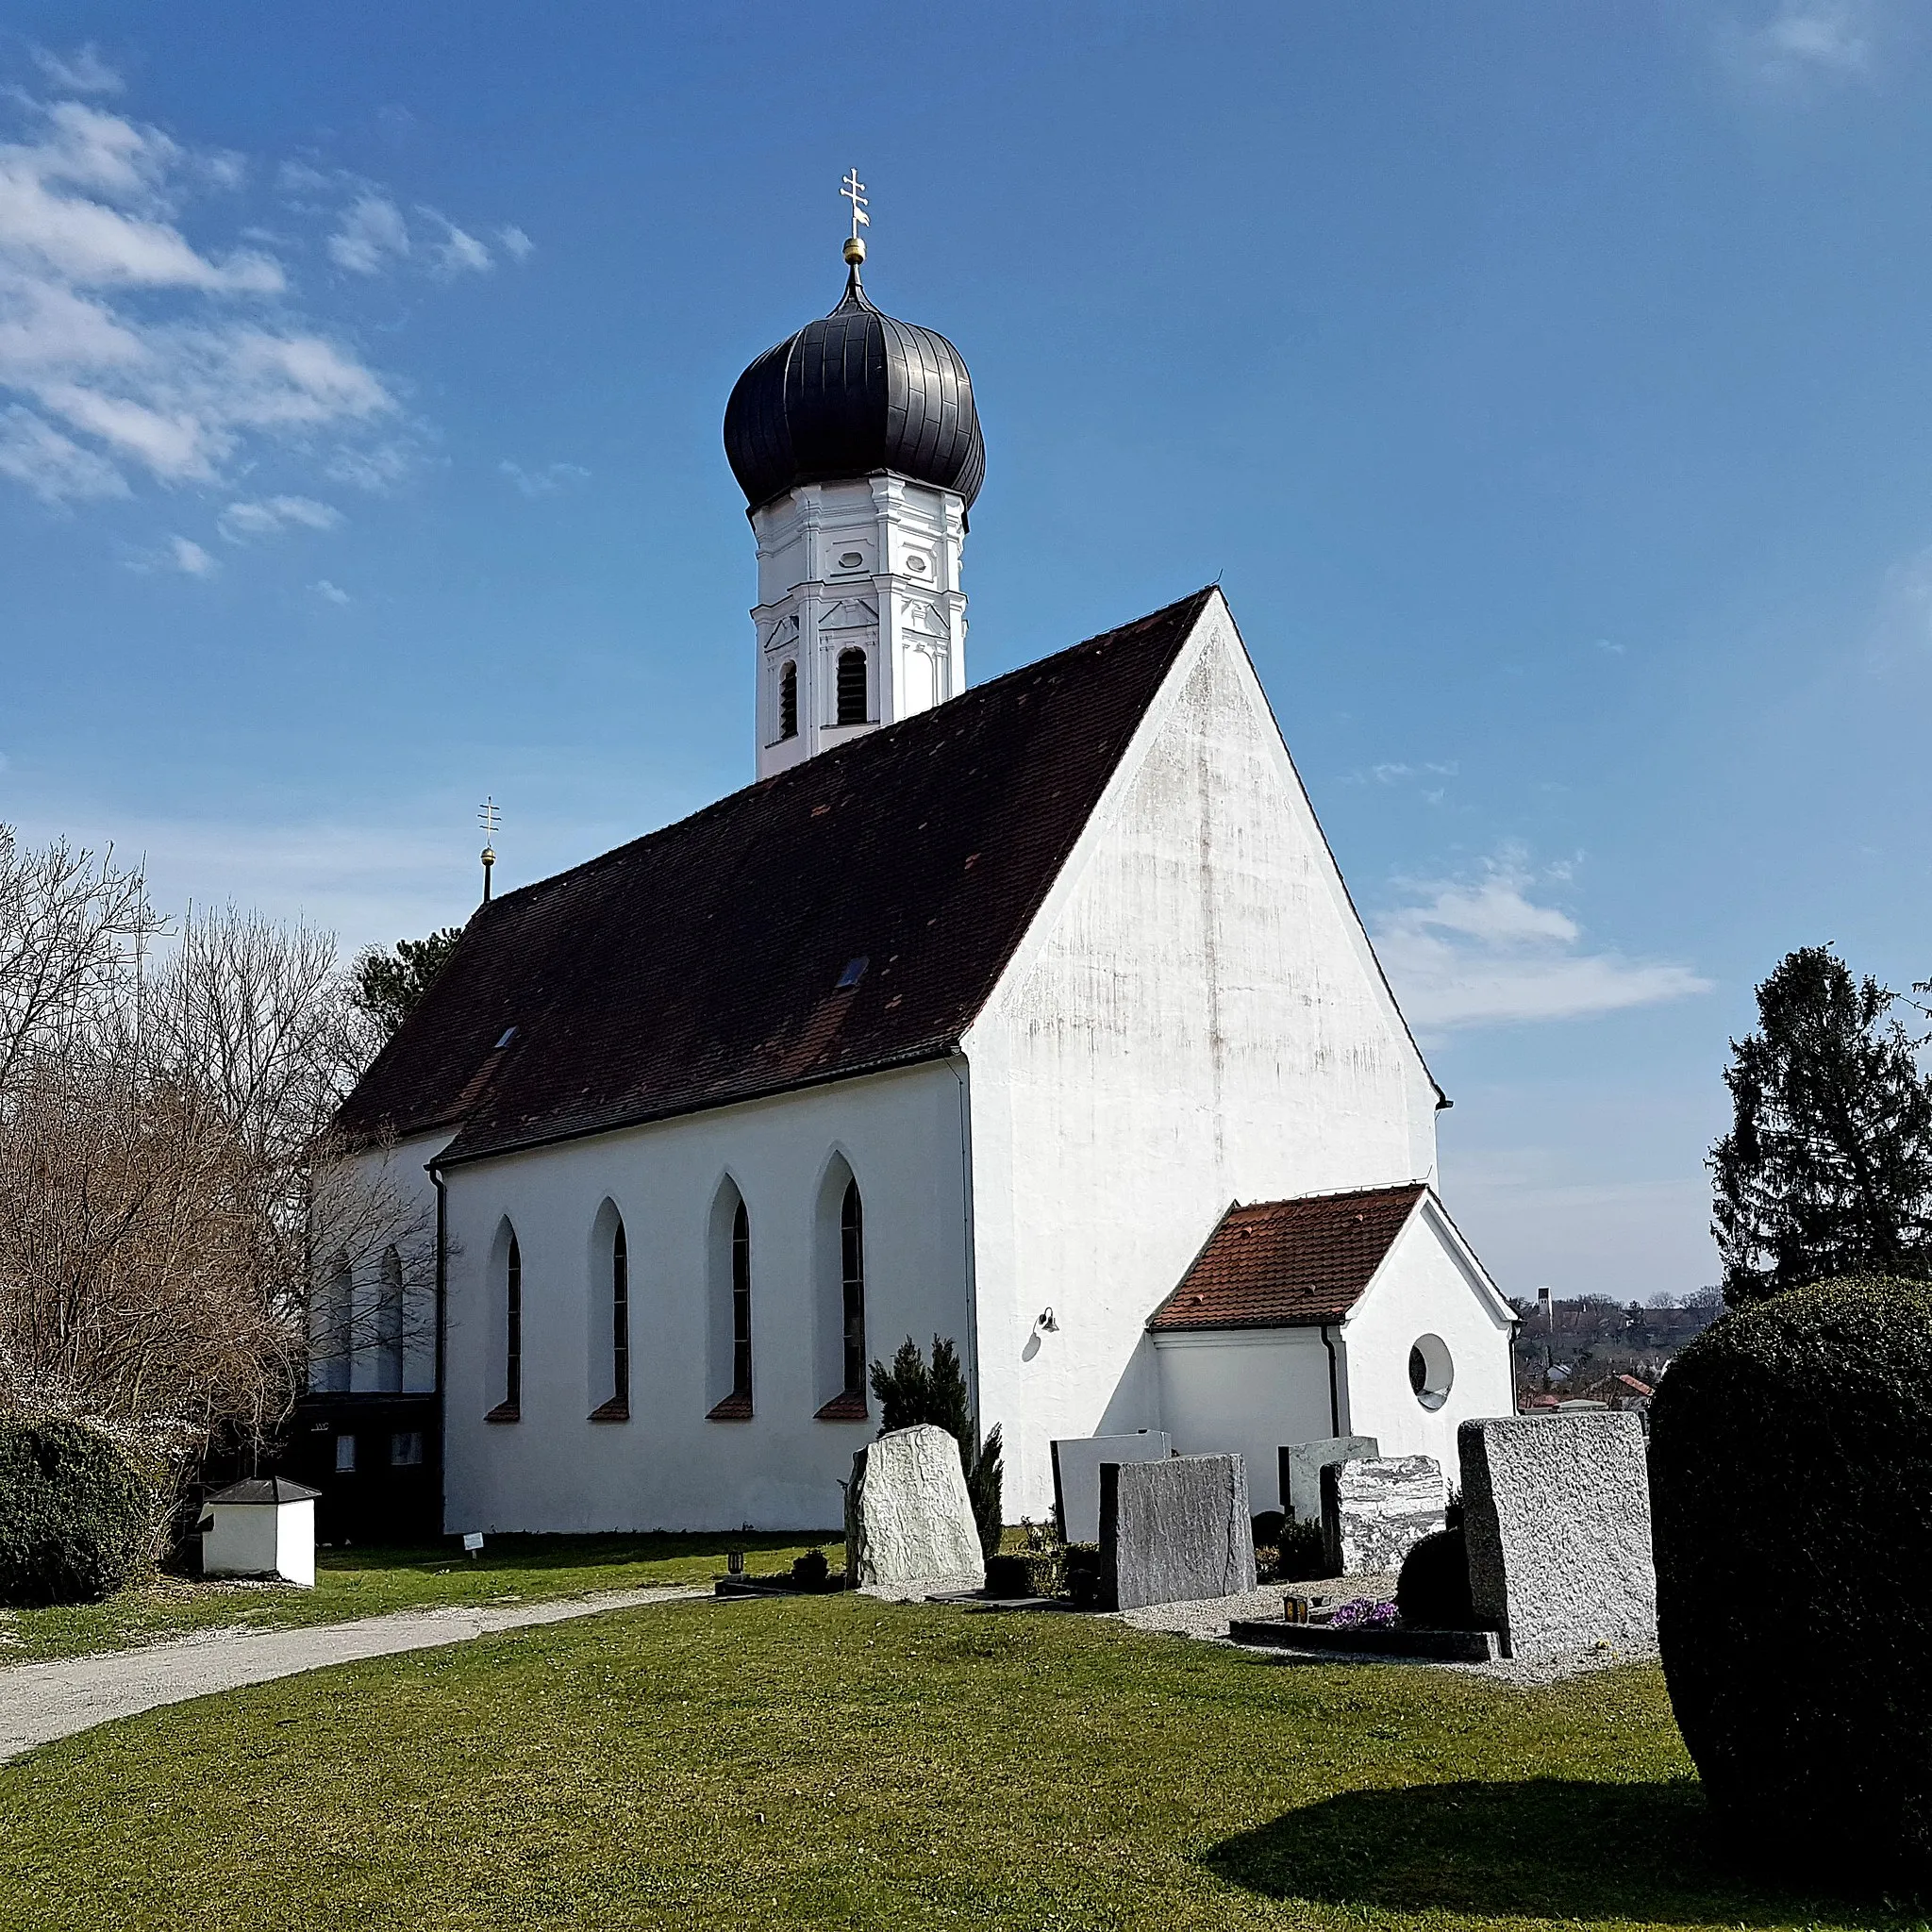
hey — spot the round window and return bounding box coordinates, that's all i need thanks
[1408,1334,1454,1411]
[838,551,864,569]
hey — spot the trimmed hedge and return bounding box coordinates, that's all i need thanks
[0,1419,156,1607]
[1648,1275,1932,1883]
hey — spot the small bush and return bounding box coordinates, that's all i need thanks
[1061,1542,1103,1607]
[1649,1274,1932,1884]
[1275,1518,1328,1581]
[0,1420,157,1607]
[1395,1526,1474,1628]
[790,1548,832,1591]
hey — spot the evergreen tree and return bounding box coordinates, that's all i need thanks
[1711,946,1932,1307]
[870,1334,1003,1560]
[350,927,464,1042]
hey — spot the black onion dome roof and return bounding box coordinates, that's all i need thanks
[724,267,984,513]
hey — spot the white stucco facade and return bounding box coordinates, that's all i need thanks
[960,594,1450,1515]
[438,1061,972,1534]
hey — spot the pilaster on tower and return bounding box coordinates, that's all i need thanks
[722,194,984,780]
[749,475,967,778]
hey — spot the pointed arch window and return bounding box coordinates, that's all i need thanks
[313,1252,352,1394]
[591,1214,630,1423]
[708,1191,754,1420]
[487,1231,522,1423]
[778,660,798,740]
[836,647,868,726]
[814,1162,868,1422]
[376,1245,405,1393]
[840,1180,866,1399]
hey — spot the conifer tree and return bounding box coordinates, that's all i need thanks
[1711,946,1932,1306]
[350,927,464,1042]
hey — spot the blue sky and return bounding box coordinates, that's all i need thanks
[6,1,1930,1302]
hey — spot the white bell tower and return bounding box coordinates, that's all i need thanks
[750,476,966,779]
[724,171,984,782]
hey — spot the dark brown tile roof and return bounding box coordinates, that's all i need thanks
[337,589,1216,1166]
[1146,1184,1428,1331]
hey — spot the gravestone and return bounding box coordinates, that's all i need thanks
[1279,1435,1380,1524]
[1101,1453,1255,1610]
[846,1424,984,1592]
[1458,1412,1656,1661]
[1321,1455,1445,1575]
[1051,1432,1171,1545]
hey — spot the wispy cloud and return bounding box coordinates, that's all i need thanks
[326,192,409,274]
[31,45,125,95]
[169,534,215,575]
[0,93,393,503]
[311,578,349,605]
[499,458,589,498]
[496,225,533,262]
[1722,1,1875,89]
[1371,847,1712,1031]
[217,492,341,541]
[1343,759,1459,787]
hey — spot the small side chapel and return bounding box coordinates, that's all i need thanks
[326,208,1516,1535]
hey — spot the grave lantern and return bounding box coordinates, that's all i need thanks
[199,1475,321,1587]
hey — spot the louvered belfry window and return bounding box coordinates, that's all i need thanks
[778,660,798,740]
[836,648,867,726]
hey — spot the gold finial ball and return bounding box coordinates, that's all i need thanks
[843,235,866,266]
[481,845,496,864]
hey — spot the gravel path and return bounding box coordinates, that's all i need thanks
[0,1585,707,1763]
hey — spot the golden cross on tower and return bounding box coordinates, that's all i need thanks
[840,167,869,266]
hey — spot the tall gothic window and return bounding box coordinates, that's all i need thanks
[778,660,798,740]
[840,1179,866,1399]
[730,1200,752,1403]
[610,1222,630,1409]
[488,1231,523,1422]
[836,647,868,726]
[377,1245,405,1393]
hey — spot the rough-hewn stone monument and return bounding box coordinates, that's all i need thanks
[845,1424,985,1593]
[1458,1412,1656,1661]
[1280,1434,1379,1524]
[1101,1453,1255,1610]
[1051,1432,1171,1545]
[1321,1454,1445,1574]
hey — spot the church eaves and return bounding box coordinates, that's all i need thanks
[336,588,1217,1167]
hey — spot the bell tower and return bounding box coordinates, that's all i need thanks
[724,174,984,780]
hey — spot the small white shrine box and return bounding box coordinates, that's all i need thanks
[200,1476,321,1587]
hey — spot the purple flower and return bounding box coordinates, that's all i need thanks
[1330,1596,1398,1629]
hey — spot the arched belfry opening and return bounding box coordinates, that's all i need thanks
[836,648,868,727]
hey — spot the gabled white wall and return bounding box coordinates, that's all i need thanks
[962,592,1443,1516]
[1338,1198,1517,1476]
[1152,1329,1338,1511]
[439,1060,971,1534]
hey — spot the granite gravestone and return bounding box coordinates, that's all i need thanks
[1279,1435,1380,1524]
[845,1424,985,1593]
[1321,1454,1446,1574]
[1101,1453,1255,1611]
[1051,1432,1171,1545]
[1458,1412,1656,1661]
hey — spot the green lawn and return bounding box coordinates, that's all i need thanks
[0,1532,836,1662]
[0,1593,1906,1931]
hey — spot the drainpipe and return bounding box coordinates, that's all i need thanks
[1320,1324,1341,1437]
[430,1163,448,1532]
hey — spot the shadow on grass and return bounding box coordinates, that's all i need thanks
[1205,1778,1910,1928]
[316,1531,841,1576]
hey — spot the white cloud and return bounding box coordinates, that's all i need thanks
[427,215,491,276]
[0,92,395,502]
[326,193,408,274]
[168,535,215,575]
[499,458,589,498]
[311,578,349,605]
[1724,2,1874,88]
[217,492,342,541]
[1344,759,1459,787]
[32,45,125,95]
[497,225,533,262]
[1371,848,1712,1031]
[325,440,417,493]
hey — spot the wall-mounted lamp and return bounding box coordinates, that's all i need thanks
[1036,1307,1059,1333]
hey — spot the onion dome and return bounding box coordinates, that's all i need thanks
[724,262,984,514]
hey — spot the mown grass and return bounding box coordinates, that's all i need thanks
[0,1532,836,1662]
[0,1593,1908,1931]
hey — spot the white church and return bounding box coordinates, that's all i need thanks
[325,222,1516,1535]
